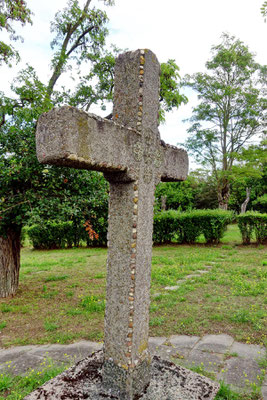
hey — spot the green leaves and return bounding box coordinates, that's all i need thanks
[261,1,267,20]
[183,33,266,209]
[159,59,187,122]
[47,0,109,97]
[0,0,32,66]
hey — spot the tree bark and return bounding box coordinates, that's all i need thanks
[218,181,230,210]
[0,229,21,298]
[161,195,167,211]
[241,187,251,214]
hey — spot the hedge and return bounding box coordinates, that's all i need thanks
[237,212,267,244]
[153,209,233,244]
[28,209,236,249]
[27,219,107,250]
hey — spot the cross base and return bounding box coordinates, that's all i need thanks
[102,358,151,399]
[24,350,219,400]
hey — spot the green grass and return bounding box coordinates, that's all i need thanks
[0,224,266,400]
[0,358,71,399]
[0,224,266,349]
[214,381,262,399]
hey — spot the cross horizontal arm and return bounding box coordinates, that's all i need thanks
[160,144,189,182]
[36,106,140,175]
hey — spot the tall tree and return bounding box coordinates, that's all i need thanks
[0,0,113,297]
[0,1,186,297]
[66,51,187,122]
[184,33,266,209]
[0,0,32,66]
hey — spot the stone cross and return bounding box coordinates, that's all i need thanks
[36,49,188,399]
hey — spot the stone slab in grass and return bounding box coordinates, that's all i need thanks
[184,350,224,373]
[0,345,35,364]
[0,352,44,375]
[164,285,181,291]
[230,341,266,361]
[28,341,102,364]
[149,344,190,361]
[216,357,264,389]
[169,335,200,349]
[194,334,234,354]
[196,270,209,274]
[185,274,201,279]
[24,351,219,400]
[148,337,167,347]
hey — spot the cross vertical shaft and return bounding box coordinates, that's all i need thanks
[103,50,161,398]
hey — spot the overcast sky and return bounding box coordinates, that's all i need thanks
[2,0,266,168]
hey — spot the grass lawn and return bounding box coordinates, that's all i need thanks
[0,224,266,348]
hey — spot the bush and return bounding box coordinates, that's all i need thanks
[252,194,267,213]
[195,209,233,244]
[153,209,233,244]
[28,219,107,250]
[237,212,267,245]
[153,210,183,244]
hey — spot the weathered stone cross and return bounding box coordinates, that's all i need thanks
[36,49,188,399]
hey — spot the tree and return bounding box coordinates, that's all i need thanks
[0,0,32,66]
[155,179,195,212]
[0,1,186,297]
[261,1,267,21]
[154,170,218,212]
[66,51,187,122]
[0,0,113,297]
[159,59,188,122]
[189,170,218,210]
[228,136,267,213]
[184,33,266,209]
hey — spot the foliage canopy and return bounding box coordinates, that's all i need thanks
[183,33,266,209]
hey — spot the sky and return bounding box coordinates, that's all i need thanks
[2,0,266,168]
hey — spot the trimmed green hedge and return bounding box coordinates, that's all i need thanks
[153,209,233,244]
[28,219,107,249]
[28,209,240,249]
[237,212,267,244]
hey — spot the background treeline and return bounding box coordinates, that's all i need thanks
[154,167,267,214]
[24,165,267,249]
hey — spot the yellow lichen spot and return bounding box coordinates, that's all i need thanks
[140,56,145,65]
[138,340,148,354]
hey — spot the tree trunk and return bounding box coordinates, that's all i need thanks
[161,195,167,211]
[241,187,251,214]
[0,229,21,298]
[218,182,230,210]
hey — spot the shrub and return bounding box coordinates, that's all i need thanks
[28,219,107,249]
[153,210,183,244]
[252,194,267,213]
[237,212,267,245]
[195,209,233,244]
[28,221,72,249]
[153,209,233,244]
